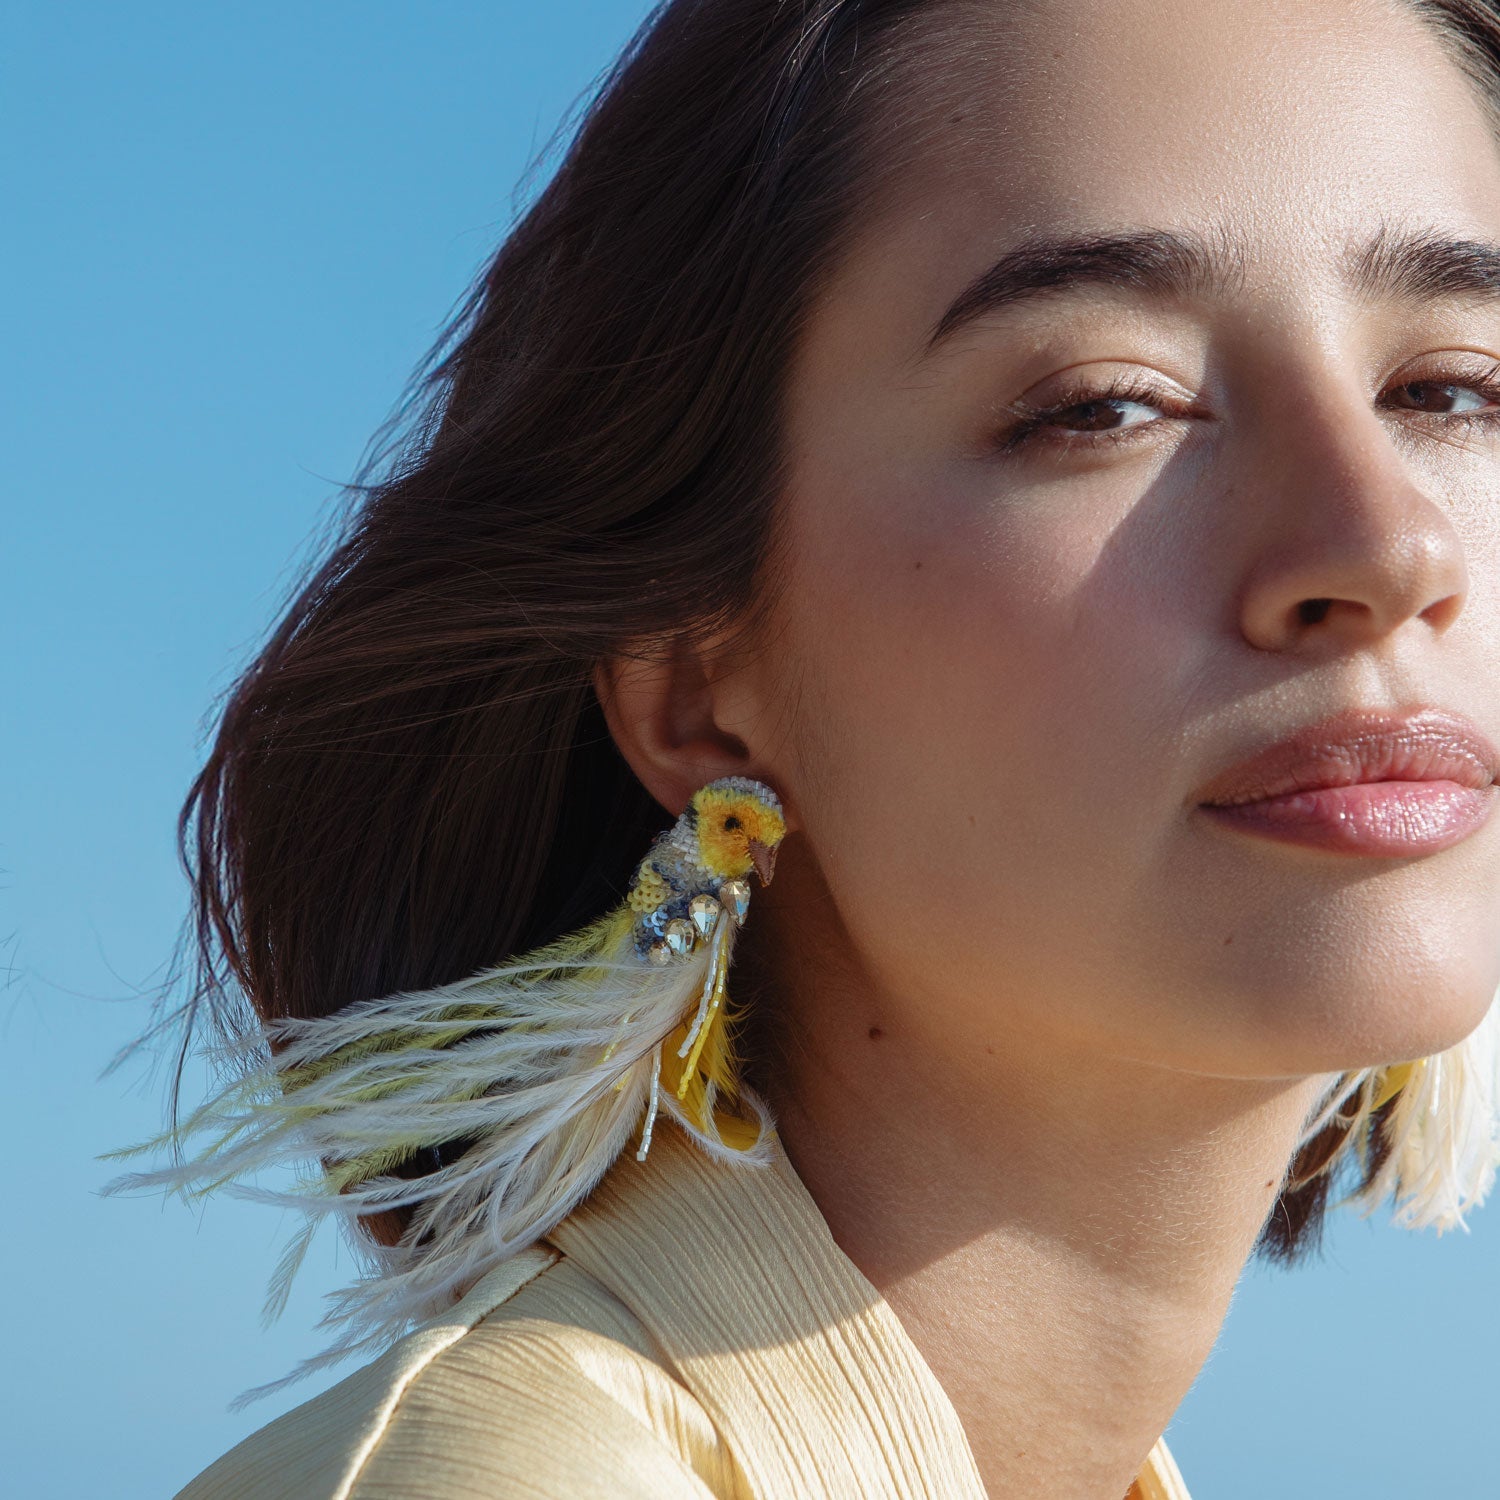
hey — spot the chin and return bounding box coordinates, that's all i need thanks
[1146,841,1500,1076]
[1292,975,1494,1075]
[1188,932,1500,1078]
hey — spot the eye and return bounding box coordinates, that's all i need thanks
[723,815,741,830]
[1383,377,1500,416]
[997,374,1195,454]
[1375,356,1500,440]
[1041,396,1162,433]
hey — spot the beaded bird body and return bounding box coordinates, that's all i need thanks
[106,775,788,1398]
[626,777,773,962]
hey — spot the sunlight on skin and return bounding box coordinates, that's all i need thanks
[603,1,1500,1494]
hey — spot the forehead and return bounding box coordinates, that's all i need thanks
[817,0,1500,344]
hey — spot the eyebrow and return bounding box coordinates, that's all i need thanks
[924,229,1235,353]
[1350,224,1500,304]
[922,225,1500,356]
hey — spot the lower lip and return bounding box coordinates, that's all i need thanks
[1199,780,1494,856]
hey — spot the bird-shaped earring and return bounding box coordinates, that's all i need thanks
[618,775,786,1159]
[104,775,789,1385]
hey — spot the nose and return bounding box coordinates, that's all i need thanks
[1236,393,1469,655]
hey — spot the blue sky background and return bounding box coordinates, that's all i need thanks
[6,4,1497,1496]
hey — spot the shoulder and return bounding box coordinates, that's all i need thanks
[175,1244,732,1500]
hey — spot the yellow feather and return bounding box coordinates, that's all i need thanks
[1371,1060,1417,1111]
[654,959,758,1150]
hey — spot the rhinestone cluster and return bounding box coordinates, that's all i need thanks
[641,877,752,964]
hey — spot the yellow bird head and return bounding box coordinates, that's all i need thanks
[689,777,788,886]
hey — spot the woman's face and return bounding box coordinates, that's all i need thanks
[753,0,1500,1079]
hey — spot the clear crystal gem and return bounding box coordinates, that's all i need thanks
[718,877,751,925]
[664,918,697,956]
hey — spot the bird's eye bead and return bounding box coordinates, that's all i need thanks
[724,814,741,830]
[717,877,751,925]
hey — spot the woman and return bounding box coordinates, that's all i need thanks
[122,0,1500,1495]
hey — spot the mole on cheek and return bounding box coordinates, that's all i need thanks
[868,1026,885,1041]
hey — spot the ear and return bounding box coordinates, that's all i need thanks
[592,634,781,820]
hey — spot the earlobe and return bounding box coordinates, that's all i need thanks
[590,644,764,819]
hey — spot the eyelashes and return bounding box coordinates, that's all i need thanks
[993,359,1500,456]
[997,375,1188,454]
[1381,361,1500,424]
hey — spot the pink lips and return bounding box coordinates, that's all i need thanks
[1195,708,1499,856]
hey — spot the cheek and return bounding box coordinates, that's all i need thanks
[1440,463,1500,651]
[771,447,1500,1071]
[773,460,1212,1001]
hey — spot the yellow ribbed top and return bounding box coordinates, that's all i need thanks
[176,1120,1192,1499]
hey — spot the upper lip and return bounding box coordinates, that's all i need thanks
[1194,708,1500,808]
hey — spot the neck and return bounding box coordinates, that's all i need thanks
[753,928,1322,1499]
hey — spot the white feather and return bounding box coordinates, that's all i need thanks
[105,907,777,1398]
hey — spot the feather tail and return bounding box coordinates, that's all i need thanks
[654,910,768,1157]
[103,897,775,1382]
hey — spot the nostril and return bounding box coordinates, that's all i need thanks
[1297,597,1332,625]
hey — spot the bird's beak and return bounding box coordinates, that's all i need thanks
[747,839,777,887]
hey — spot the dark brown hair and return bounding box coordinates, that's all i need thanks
[149,0,1500,1262]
